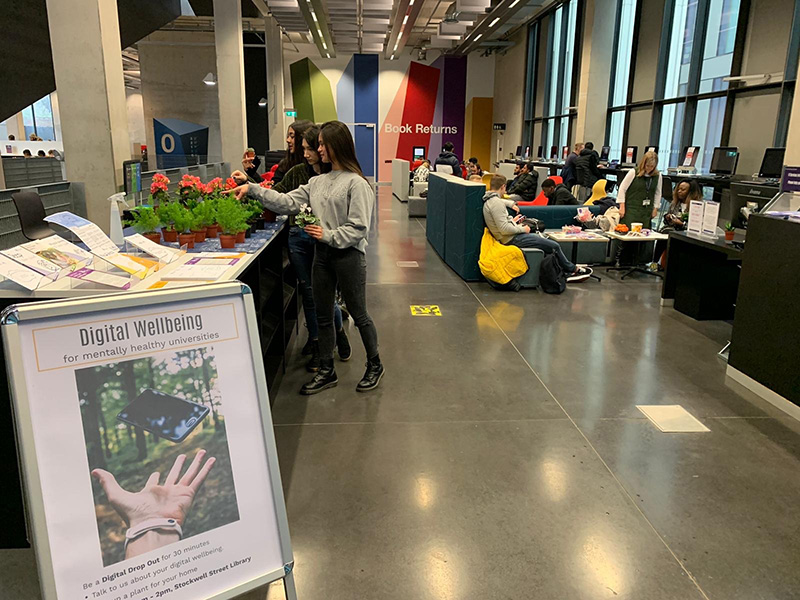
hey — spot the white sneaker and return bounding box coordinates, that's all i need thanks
[567,267,592,282]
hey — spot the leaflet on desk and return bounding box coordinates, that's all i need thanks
[0,253,50,290]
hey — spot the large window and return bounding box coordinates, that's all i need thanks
[16,95,56,142]
[522,0,581,157]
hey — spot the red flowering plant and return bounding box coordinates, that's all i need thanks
[149,173,171,206]
[225,177,240,191]
[178,174,204,206]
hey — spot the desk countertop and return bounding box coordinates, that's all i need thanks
[605,231,669,241]
[669,230,743,258]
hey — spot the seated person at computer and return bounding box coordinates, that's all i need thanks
[507,162,538,203]
[467,161,484,178]
[541,178,579,206]
[434,142,460,174]
[483,175,591,279]
[575,142,603,190]
[661,179,700,232]
[414,159,431,182]
[560,142,583,188]
[617,151,662,227]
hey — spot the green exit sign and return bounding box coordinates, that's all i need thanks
[285,110,297,117]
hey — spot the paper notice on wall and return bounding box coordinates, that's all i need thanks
[702,201,720,236]
[687,200,704,235]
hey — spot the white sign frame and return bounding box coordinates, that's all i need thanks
[1,281,297,600]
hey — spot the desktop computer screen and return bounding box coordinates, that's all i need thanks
[681,146,700,167]
[600,146,610,161]
[123,160,142,195]
[550,146,558,160]
[759,147,785,178]
[525,146,531,159]
[624,146,638,164]
[515,145,522,157]
[562,146,570,160]
[412,146,426,161]
[536,146,543,159]
[710,147,739,175]
[646,146,658,154]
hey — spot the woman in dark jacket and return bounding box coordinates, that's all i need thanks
[272,119,313,184]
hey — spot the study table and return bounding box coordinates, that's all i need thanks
[0,219,298,549]
[661,230,743,320]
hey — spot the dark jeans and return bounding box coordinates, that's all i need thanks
[313,244,379,361]
[288,227,342,339]
[510,233,577,272]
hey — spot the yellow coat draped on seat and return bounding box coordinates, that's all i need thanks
[478,228,529,284]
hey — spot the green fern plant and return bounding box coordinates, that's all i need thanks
[125,206,161,234]
[215,197,248,235]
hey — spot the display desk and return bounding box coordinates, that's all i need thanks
[661,230,743,320]
[0,219,298,548]
[728,214,800,417]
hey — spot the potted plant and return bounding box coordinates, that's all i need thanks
[172,204,197,249]
[157,201,180,242]
[178,174,204,205]
[191,200,215,242]
[203,179,224,238]
[724,222,736,241]
[125,206,162,243]
[295,203,319,230]
[259,180,277,222]
[243,198,263,237]
[216,197,247,249]
[149,173,171,205]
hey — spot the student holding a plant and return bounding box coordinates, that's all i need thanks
[231,120,382,395]
[240,125,351,373]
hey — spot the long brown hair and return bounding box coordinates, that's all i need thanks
[302,125,331,173]
[278,119,313,172]
[319,121,365,179]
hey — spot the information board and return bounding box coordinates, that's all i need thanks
[1,282,296,600]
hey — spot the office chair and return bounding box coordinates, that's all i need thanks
[435,165,453,174]
[11,191,56,240]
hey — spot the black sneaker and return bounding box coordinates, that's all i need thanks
[306,340,320,372]
[356,356,385,392]
[300,360,338,395]
[301,336,315,356]
[336,327,352,361]
[567,267,592,282]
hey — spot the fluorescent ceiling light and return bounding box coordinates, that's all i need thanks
[393,41,399,51]
[474,33,482,41]
[326,53,331,58]
[202,72,216,85]
[311,12,317,21]
[509,0,521,7]
[489,17,500,27]
[390,54,395,59]
[409,0,414,5]
[322,41,327,49]
[403,15,409,24]
[258,97,267,107]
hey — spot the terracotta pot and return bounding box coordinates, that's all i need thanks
[192,228,207,243]
[219,234,237,249]
[206,224,219,238]
[178,233,195,249]
[262,209,277,223]
[162,228,178,243]
[235,231,246,244]
[724,230,735,241]
[143,232,162,244]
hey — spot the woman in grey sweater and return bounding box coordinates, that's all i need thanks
[232,121,383,395]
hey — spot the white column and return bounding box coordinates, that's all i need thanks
[46,0,131,231]
[574,0,617,144]
[213,0,247,168]
[265,16,287,150]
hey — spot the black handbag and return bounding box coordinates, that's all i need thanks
[520,217,546,233]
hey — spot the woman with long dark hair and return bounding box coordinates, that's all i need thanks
[272,119,313,184]
[233,121,383,394]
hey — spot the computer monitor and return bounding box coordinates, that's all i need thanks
[681,146,700,167]
[562,145,570,160]
[536,146,543,159]
[515,145,522,157]
[624,146,638,164]
[759,147,785,178]
[600,146,610,161]
[710,146,739,176]
[550,146,558,160]
[646,145,658,154]
[412,146,426,161]
[123,160,142,195]
[524,146,531,159]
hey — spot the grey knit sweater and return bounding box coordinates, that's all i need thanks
[247,170,374,253]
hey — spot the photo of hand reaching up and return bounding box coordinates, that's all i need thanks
[92,450,216,559]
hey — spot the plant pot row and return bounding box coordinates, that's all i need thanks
[145,225,245,249]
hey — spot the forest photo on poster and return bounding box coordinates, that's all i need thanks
[76,347,240,566]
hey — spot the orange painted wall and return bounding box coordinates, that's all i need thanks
[464,97,494,170]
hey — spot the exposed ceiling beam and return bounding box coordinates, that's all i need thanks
[384,0,425,60]
[297,0,336,58]
[454,0,527,54]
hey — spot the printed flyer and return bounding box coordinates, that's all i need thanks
[10,293,290,600]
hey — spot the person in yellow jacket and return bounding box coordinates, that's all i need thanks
[482,174,590,278]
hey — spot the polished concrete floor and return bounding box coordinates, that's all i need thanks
[4,187,800,599]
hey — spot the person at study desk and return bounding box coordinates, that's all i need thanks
[653,179,702,266]
[541,178,579,206]
[507,162,538,203]
[617,150,662,227]
[413,159,431,182]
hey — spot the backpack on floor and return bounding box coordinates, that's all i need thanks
[539,254,566,294]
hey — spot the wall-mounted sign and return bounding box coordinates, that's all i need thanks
[493,123,506,131]
[781,166,800,193]
[285,110,297,118]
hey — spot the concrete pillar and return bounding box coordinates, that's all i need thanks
[265,16,287,150]
[46,0,131,231]
[784,65,800,165]
[213,0,247,168]
[574,0,617,145]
